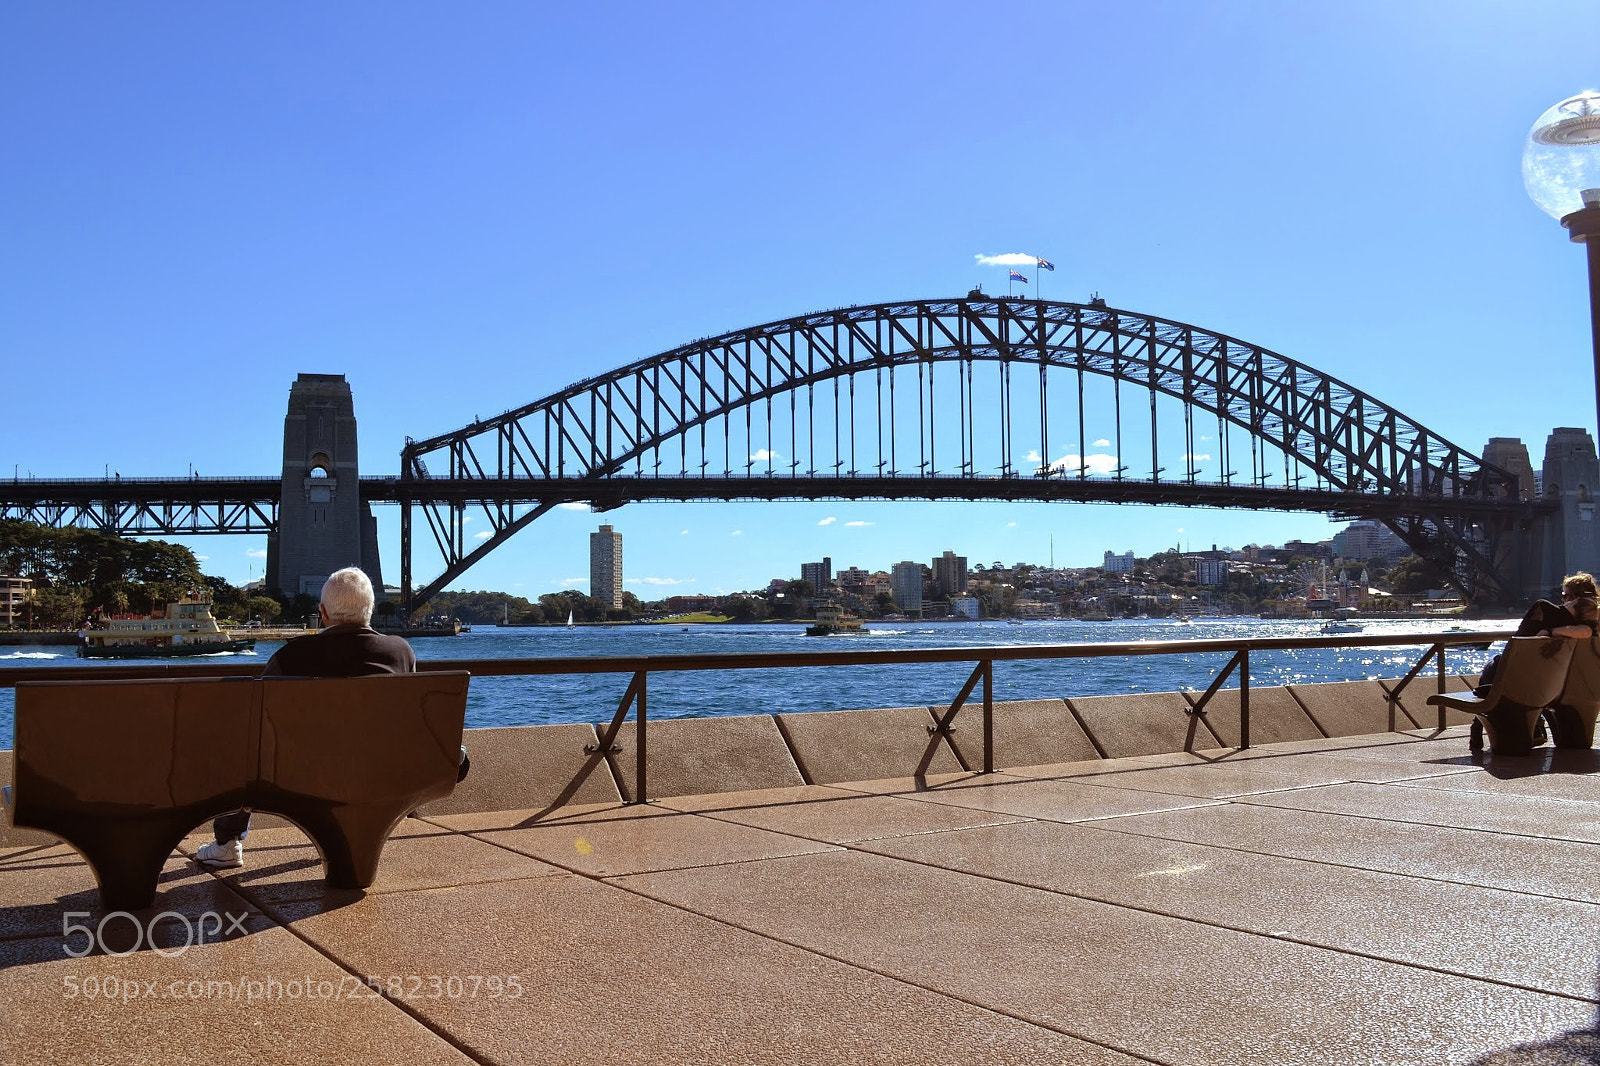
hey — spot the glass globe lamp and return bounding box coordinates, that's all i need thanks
[1524,90,1600,230]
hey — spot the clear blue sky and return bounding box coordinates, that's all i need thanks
[3,2,1597,598]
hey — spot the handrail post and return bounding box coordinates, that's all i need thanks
[1436,642,1448,732]
[1239,649,1250,749]
[636,669,648,804]
[982,658,994,774]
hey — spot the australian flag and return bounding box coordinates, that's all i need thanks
[1009,269,1028,284]
[1036,257,1055,272]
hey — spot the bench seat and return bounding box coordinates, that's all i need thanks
[10,672,469,910]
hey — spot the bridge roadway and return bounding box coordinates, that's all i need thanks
[0,473,1548,536]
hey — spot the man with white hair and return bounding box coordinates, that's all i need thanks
[195,567,415,869]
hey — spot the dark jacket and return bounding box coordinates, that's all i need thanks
[263,623,416,677]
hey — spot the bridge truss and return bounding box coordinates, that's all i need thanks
[399,296,1541,609]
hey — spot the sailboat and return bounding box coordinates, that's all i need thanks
[566,610,575,629]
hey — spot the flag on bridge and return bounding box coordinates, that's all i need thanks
[1036,257,1055,271]
[1009,270,1028,284]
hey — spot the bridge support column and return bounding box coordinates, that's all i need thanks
[1537,427,1600,594]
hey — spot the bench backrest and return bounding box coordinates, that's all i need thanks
[1491,637,1575,710]
[13,673,469,822]
[1555,636,1600,712]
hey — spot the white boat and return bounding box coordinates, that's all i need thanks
[79,593,255,658]
[566,610,575,629]
[1321,621,1363,634]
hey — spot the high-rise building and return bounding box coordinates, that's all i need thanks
[836,566,870,589]
[1330,520,1407,563]
[589,524,623,608]
[800,557,832,590]
[890,561,925,615]
[1103,550,1135,574]
[931,550,967,597]
[0,575,32,625]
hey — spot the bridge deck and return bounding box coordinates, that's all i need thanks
[2,725,1596,1064]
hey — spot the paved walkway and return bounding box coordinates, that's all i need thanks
[2,726,1597,1064]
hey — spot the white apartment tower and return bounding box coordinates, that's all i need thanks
[589,524,623,608]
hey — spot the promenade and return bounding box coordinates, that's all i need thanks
[2,720,1597,1065]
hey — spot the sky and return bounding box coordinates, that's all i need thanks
[4,2,1599,599]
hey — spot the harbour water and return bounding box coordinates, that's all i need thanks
[0,616,1509,751]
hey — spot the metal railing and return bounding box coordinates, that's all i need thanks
[2,630,1507,802]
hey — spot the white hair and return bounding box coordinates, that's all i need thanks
[320,567,375,625]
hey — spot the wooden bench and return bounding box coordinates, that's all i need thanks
[3,672,469,910]
[1427,637,1573,756]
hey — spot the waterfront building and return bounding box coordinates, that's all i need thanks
[589,524,623,608]
[0,575,32,625]
[890,561,924,616]
[1103,550,1135,574]
[1331,520,1407,564]
[931,550,968,597]
[836,566,870,589]
[950,594,979,620]
[800,557,832,590]
[1195,558,1229,586]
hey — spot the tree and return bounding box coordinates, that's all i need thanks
[247,596,283,623]
[1387,555,1449,595]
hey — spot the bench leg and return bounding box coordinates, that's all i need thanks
[1477,703,1543,756]
[1547,705,1599,749]
[61,822,185,912]
[292,804,412,891]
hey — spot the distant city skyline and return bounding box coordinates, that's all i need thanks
[4,5,1595,598]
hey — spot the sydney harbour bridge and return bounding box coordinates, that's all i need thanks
[1,295,1574,612]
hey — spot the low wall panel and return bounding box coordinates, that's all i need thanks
[1182,686,1325,747]
[600,714,805,800]
[1286,680,1420,736]
[1065,692,1222,759]
[420,724,621,815]
[938,699,1099,770]
[775,706,965,784]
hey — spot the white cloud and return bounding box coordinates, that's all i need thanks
[974,252,1041,267]
[1184,453,1213,462]
[246,548,268,559]
[731,530,743,536]
[557,502,590,511]
[1039,452,1120,476]
[1006,522,1017,528]
[845,520,874,527]
[679,529,688,535]
[560,577,587,587]
[473,530,492,540]
[1024,450,1042,463]
[818,516,837,526]
[750,449,781,462]
[1093,438,1111,448]
[626,577,695,586]
[195,554,209,561]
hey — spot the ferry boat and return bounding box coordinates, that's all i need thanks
[805,604,866,637]
[79,594,256,658]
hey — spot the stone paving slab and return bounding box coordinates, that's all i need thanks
[0,846,259,942]
[181,819,567,906]
[270,875,1132,1065]
[1054,760,1348,799]
[0,921,473,1066]
[468,808,841,878]
[856,819,1600,999]
[886,773,1227,823]
[1236,780,1600,844]
[1103,802,1600,904]
[614,849,1593,1065]
[663,788,1034,844]
[1386,750,1600,803]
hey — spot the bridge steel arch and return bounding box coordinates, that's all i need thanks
[399,296,1536,611]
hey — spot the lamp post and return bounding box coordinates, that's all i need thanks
[1523,90,1600,435]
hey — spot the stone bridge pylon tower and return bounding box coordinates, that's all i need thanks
[266,374,383,600]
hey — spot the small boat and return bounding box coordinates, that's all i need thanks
[566,610,575,629]
[805,604,866,636]
[1321,621,1363,634]
[79,593,255,658]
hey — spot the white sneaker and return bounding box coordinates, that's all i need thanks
[195,838,244,869]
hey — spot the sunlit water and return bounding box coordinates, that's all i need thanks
[0,616,1511,750]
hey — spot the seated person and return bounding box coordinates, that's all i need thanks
[195,567,416,869]
[1474,571,1598,696]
